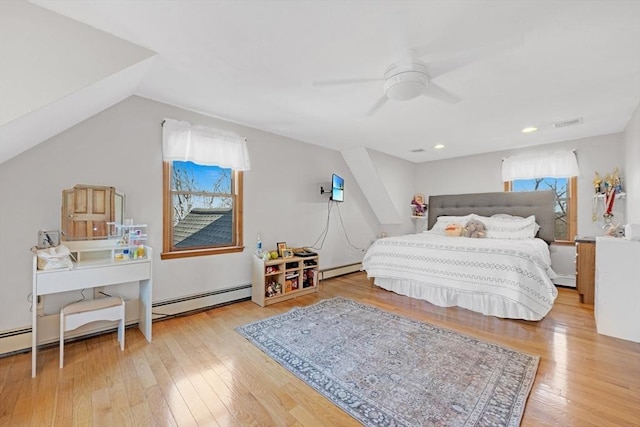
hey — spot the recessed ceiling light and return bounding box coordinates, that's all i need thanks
[521,127,538,133]
[434,144,445,149]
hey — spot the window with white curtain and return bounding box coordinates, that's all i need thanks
[161,119,249,259]
[503,151,579,242]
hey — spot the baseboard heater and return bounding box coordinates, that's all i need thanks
[151,284,251,320]
[0,284,252,358]
[319,262,362,280]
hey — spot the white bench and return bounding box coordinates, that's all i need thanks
[59,296,125,368]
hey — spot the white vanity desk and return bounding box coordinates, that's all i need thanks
[32,241,153,377]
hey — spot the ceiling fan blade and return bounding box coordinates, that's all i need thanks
[312,78,383,87]
[424,35,523,79]
[367,96,389,116]
[423,82,462,104]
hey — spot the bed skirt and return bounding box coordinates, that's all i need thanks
[373,276,544,321]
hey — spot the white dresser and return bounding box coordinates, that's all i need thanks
[595,237,640,343]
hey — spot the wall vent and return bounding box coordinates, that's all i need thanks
[410,148,426,153]
[552,117,583,128]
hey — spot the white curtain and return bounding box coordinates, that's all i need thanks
[162,118,251,170]
[502,150,579,181]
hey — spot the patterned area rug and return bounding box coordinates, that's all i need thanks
[236,297,539,427]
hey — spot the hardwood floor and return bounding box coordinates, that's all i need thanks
[1,272,639,426]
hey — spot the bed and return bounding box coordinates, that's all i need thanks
[362,191,558,321]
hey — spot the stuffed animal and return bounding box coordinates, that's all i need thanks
[604,223,625,238]
[444,223,463,237]
[463,219,486,238]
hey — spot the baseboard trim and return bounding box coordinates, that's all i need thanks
[553,274,576,288]
[320,262,362,280]
[0,283,252,358]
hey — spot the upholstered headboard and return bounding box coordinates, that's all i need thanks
[427,191,556,243]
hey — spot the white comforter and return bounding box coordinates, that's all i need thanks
[362,233,558,320]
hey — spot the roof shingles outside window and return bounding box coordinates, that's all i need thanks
[173,208,232,247]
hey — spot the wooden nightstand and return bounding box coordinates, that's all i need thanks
[575,237,596,305]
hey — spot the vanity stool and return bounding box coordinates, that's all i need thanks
[60,296,125,368]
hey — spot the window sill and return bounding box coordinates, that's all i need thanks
[161,245,245,260]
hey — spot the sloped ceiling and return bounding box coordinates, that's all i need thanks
[0,1,156,163]
[1,1,639,165]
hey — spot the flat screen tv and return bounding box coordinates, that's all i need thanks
[331,173,344,202]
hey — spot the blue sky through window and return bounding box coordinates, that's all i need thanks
[172,161,231,193]
[512,177,567,193]
[513,177,567,216]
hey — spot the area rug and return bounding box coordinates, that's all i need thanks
[236,297,539,427]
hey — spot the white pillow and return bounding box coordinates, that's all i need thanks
[490,213,541,236]
[475,214,539,239]
[428,215,473,235]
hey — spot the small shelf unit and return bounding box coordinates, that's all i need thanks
[252,254,319,307]
[108,223,148,260]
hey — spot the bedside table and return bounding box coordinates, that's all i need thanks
[575,237,596,305]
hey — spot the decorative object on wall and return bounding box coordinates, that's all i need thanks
[411,194,427,216]
[592,167,625,224]
[237,297,539,427]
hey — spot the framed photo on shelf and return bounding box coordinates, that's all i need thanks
[282,248,294,259]
[277,242,287,257]
[413,194,425,205]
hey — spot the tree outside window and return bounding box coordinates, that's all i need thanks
[506,177,577,242]
[162,161,243,259]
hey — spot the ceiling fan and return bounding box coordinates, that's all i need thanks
[313,37,522,116]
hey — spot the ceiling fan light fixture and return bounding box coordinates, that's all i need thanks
[383,64,428,101]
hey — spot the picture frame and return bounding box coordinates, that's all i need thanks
[413,194,425,205]
[282,248,294,259]
[277,242,287,257]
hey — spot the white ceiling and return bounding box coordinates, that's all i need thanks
[28,0,640,163]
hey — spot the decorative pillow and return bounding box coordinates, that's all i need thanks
[428,215,473,235]
[444,223,464,237]
[474,214,539,239]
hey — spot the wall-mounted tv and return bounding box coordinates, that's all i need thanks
[331,173,344,202]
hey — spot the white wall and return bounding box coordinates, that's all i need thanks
[0,96,381,332]
[416,133,627,279]
[624,104,640,224]
[366,149,417,236]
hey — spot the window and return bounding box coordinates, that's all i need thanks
[504,177,577,242]
[162,161,243,259]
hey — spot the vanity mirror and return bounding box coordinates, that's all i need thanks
[61,184,125,240]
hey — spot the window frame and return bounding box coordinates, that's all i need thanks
[161,161,244,259]
[504,176,577,244]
